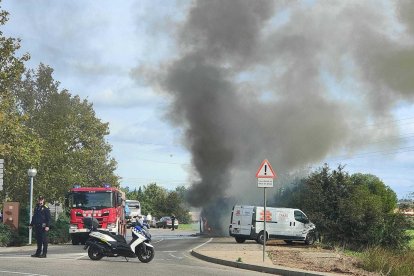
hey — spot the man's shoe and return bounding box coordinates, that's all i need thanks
[38,254,46,258]
[31,254,40,257]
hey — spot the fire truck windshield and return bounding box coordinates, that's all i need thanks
[69,191,113,210]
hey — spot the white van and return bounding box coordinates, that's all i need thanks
[125,200,141,222]
[229,205,317,245]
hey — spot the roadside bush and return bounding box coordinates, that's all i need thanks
[361,247,414,276]
[0,206,30,246]
[275,164,410,249]
[2,205,70,246]
[0,223,13,246]
[48,214,70,244]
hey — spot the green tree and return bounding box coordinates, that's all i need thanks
[275,164,410,249]
[0,6,40,203]
[138,183,168,218]
[12,64,119,202]
[165,189,191,223]
[124,183,191,223]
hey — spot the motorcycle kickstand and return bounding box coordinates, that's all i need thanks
[125,257,129,262]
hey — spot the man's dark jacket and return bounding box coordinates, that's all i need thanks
[30,204,51,227]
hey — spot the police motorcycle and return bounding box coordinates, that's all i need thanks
[83,216,154,263]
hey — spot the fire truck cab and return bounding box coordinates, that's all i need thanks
[66,184,126,245]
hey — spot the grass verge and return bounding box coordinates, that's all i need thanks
[407,229,414,249]
[177,223,199,231]
[360,247,414,276]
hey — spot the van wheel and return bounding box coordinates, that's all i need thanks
[235,237,246,243]
[305,233,316,245]
[256,231,267,245]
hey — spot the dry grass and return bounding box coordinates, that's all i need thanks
[360,247,414,276]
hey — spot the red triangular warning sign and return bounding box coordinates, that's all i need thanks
[255,159,276,178]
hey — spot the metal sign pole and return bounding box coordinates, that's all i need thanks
[256,159,276,263]
[263,187,266,262]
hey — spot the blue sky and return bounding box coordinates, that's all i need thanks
[2,0,414,200]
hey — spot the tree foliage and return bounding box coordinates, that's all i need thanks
[11,64,119,202]
[0,7,40,203]
[124,183,191,223]
[0,5,119,205]
[276,164,411,249]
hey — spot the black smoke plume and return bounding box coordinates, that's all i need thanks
[149,0,414,232]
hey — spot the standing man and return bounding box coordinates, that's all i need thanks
[171,214,176,231]
[30,196,51,258]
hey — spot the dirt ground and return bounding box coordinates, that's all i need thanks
[266,241,378,276]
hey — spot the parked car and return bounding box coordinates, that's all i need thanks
[156,216,179,229]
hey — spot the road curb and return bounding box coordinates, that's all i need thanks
[191,250,329,276]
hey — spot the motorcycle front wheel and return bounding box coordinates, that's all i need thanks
[88,246,104,261]
[137,246,154,263]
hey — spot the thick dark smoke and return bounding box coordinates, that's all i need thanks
[147,0,414,231]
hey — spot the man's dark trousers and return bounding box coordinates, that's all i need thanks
[34,225,48,256]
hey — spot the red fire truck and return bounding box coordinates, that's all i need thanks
[66,184,126,245]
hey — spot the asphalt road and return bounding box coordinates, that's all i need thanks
[0,228,265,276]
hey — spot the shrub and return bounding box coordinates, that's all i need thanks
[275,164,410,249]
[48,214,70,244]
[0,206,29,247]
[0,223,13,246]
[361,247,414,276]
[2,205,70,246]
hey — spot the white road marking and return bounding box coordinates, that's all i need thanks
[168,253,183,259]
[190,237,213,252]
[151,239,164,244]
[0,253,88,260]
[0,271,48,276]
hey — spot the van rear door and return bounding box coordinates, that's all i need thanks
[230,205,253,236]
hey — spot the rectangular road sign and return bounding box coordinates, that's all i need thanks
[257,178,273,188]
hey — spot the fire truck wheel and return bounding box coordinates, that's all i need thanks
[71,235,80,245]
